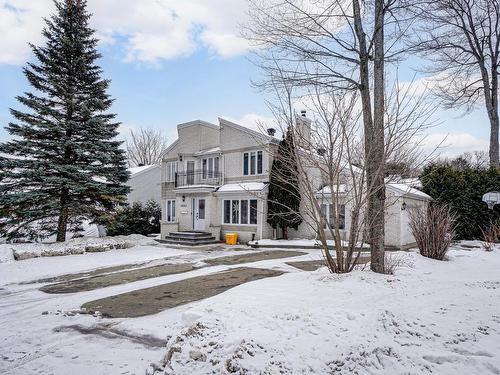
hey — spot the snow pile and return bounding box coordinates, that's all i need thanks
[150,248,500,374]
[4,234,158,261]
[0,245,15,263]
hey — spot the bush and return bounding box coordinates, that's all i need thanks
[409,204,457,260]
[421,158,500,240]
[481,222,500,251]
[106,200,161,236]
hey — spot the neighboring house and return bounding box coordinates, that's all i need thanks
[127,164,162,205]
[160,118,431,249]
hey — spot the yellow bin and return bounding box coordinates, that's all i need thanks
[226,233,238,245]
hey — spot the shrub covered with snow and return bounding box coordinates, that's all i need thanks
[106,200,161,236]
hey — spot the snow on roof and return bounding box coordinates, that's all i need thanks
[387,183,431,200]
[316,184,347,195]
[216,182,268,193]
[128,165,158,176]
[194,147,221,156]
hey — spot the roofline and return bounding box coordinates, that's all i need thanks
[163,139,179,156]
[386,184,432,201]
[129,164,160,178]
[177,119,219,131]
[218,118,279,144]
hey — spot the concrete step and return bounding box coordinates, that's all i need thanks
[168,231,213,239]
[161,238,220,246]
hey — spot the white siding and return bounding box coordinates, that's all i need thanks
[127,166,162,205]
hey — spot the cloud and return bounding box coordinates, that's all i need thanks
[223,113,277,133]
[422,132,489,159]
[0,0,53,64]
[0,0,249,66]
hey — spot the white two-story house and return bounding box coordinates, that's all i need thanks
[160,118,278,244]
[159,116,432,248]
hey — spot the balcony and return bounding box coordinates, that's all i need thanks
[174,170,223,188]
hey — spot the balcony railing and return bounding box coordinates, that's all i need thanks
[174,170,223,188]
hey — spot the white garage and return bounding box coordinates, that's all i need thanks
[385,183,432,250]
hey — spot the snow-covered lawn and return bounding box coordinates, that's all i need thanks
[1,241,499,375]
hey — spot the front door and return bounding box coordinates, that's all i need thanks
[192,197,206,231]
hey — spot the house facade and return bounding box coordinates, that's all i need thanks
[127,164,162,205]
[160,118,276,243]
[160,117,431,249]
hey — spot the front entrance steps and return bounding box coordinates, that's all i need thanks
[162,231,220,246]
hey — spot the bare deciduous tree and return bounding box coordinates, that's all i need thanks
[408,204,457,260]
[410,0,500,167]
[252,73,436,274]
[245,0,410,273]
[126,128,169,167]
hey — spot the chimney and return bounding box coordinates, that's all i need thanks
[295,111,311,149]
[267,128,276,136]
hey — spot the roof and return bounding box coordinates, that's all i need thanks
[177,119,219,131]
[128,164,159,177]
[216,182,269,193]
[163,139,179,156]
[218,118,279,144]
[194,147,221,156]
[316,184,347,195]
[387,183,431,201]
[315,182,431,201]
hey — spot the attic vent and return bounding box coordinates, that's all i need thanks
[267,128,276,136]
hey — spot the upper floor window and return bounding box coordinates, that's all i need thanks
[243,150,263,176]
[321,203,346,229]
[202,156,219,179]
[165,161,177,182]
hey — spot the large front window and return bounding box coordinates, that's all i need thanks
[243,151,263,176]
[223,199,258,225]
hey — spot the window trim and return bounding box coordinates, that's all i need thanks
[242,150,264,176]
[166,199,176,222]
[222,198,259,226]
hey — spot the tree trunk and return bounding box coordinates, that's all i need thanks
[490,112,499,168]
[352,0,386,273]
[487,67,499,167]
[283,226,288,240]
[370,0,386,273]
[56,188,69,242]
[56,208,68,242]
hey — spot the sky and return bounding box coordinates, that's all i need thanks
[0,0,491,159]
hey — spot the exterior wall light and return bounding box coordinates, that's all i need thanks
[401,202,407,211]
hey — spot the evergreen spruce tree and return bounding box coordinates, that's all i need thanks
[0,0,129,242]
[267,127,302,239]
